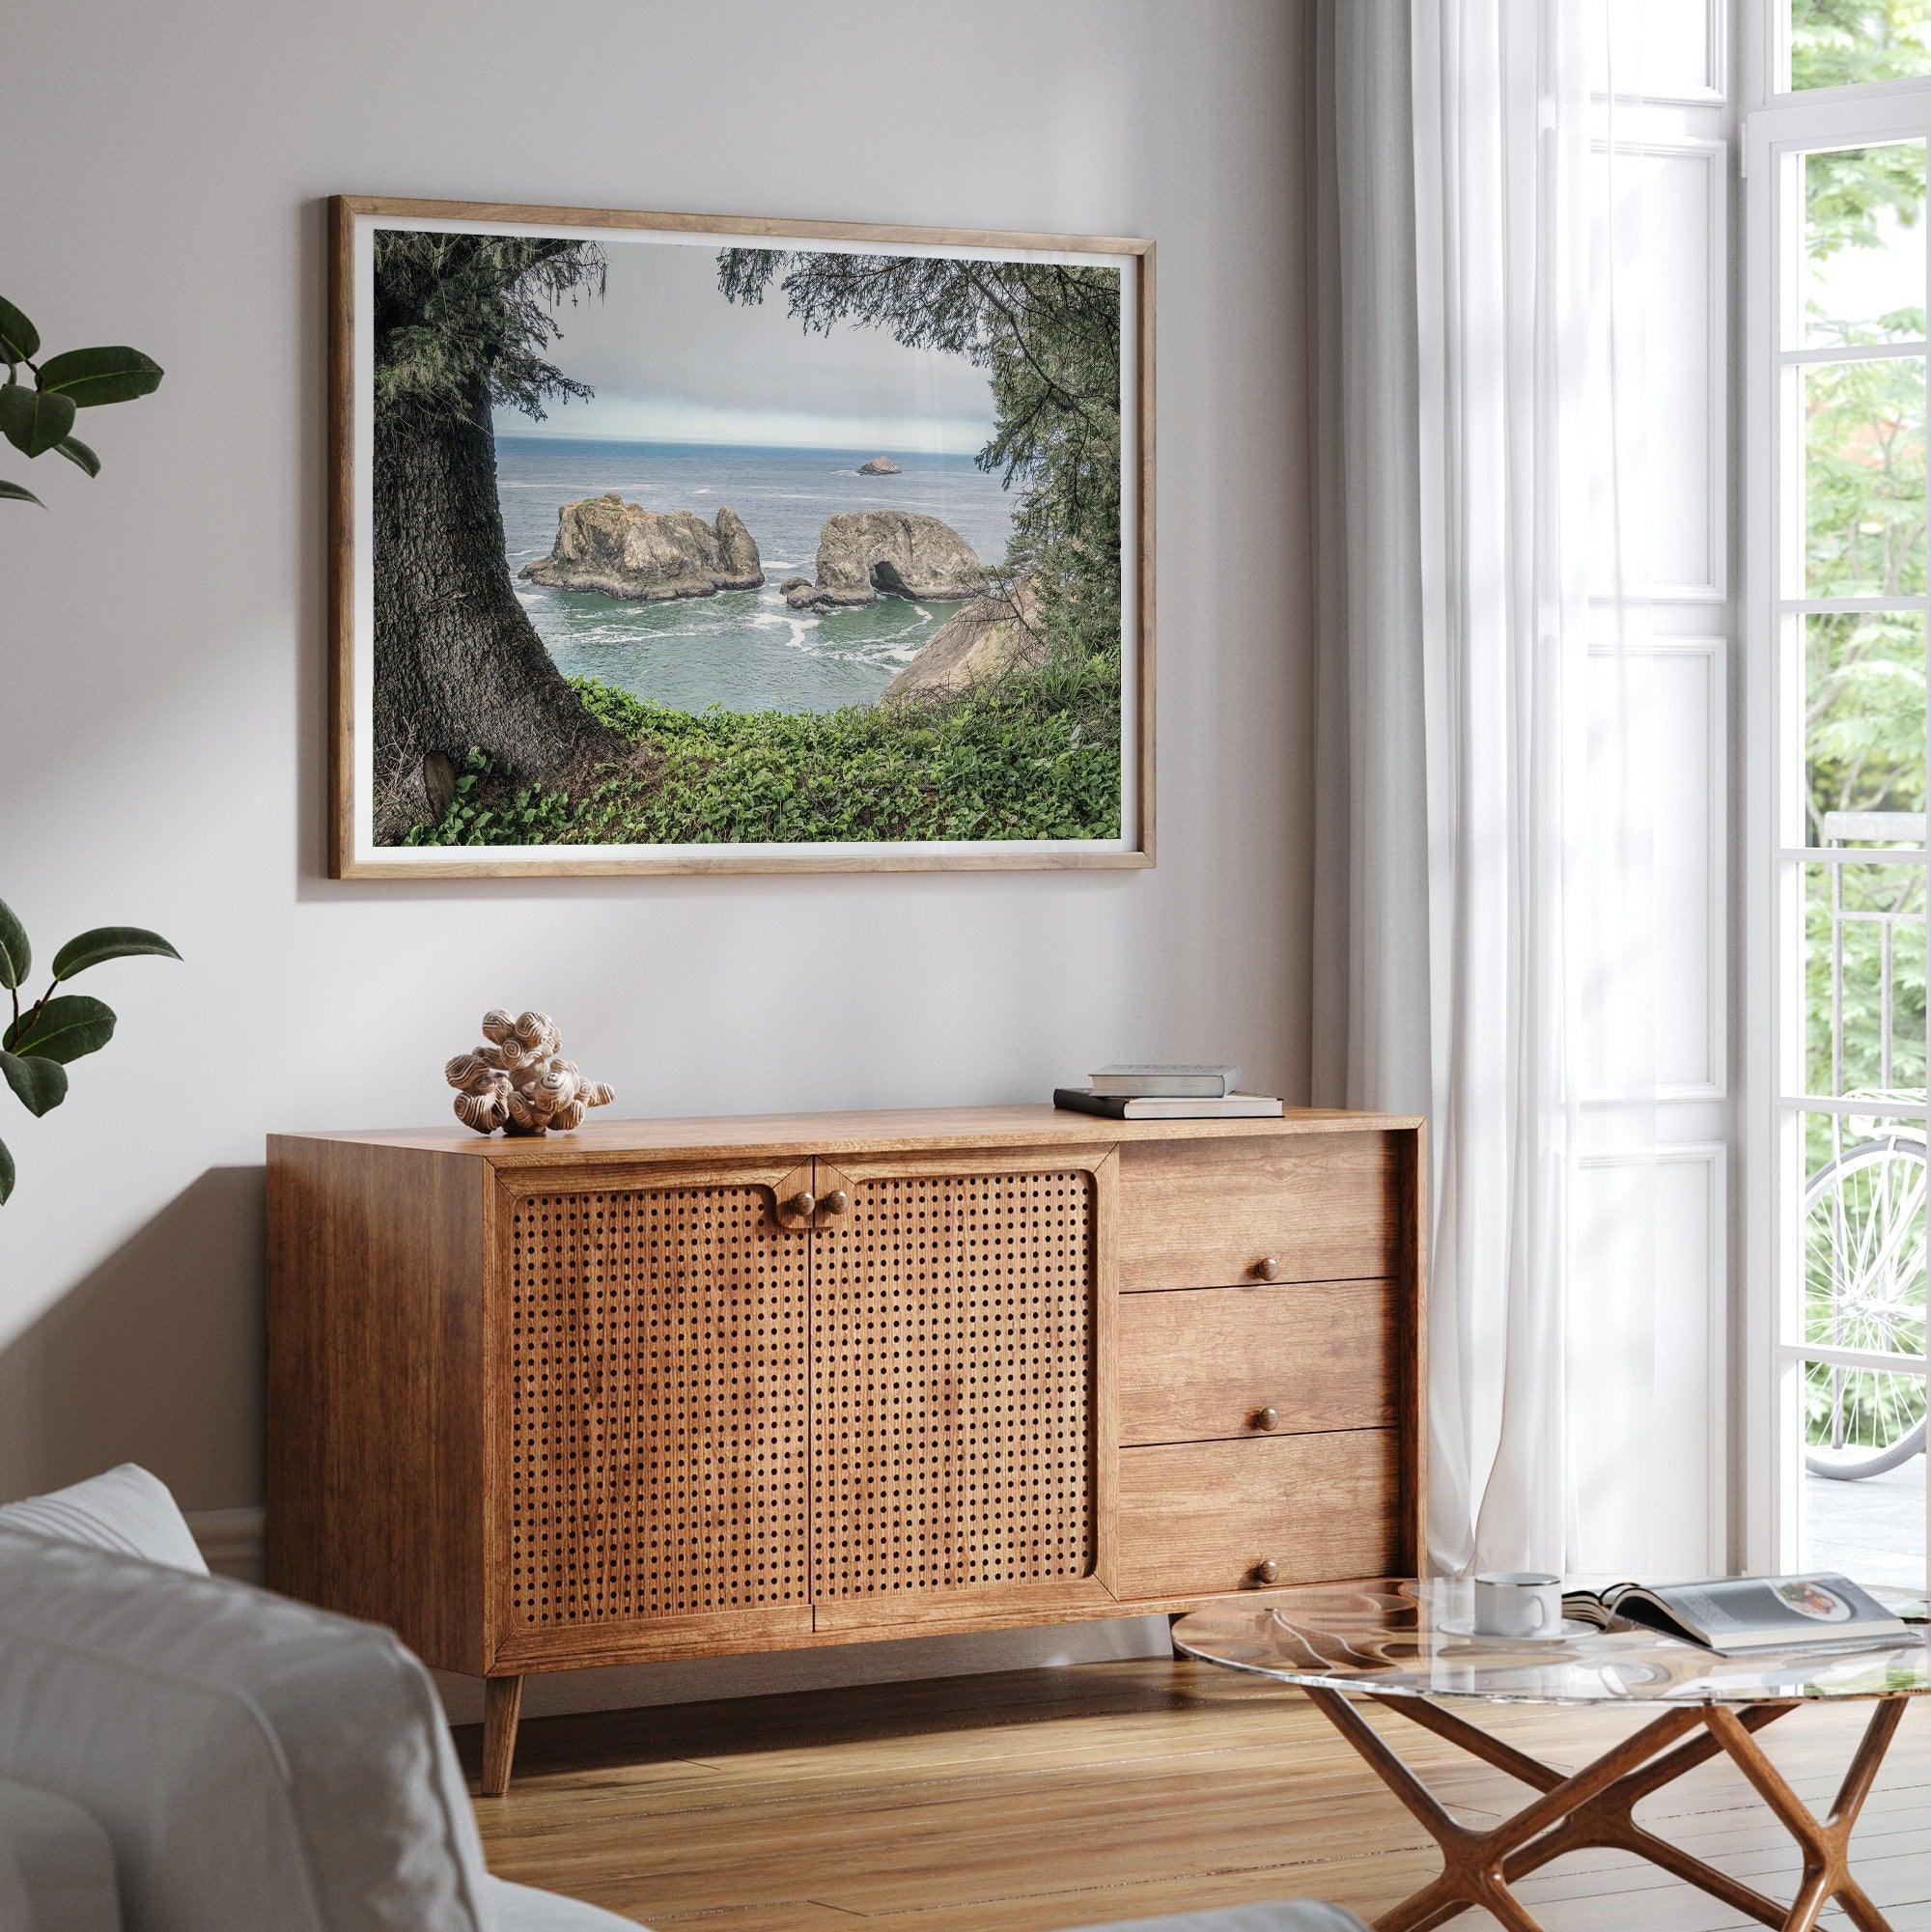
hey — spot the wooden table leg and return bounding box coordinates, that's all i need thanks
[1703,1699,1908,1932]
[481,1673,524,1798]
[1499,1702,1802,1928]
[1302,1689,1700,1931]
[1298,1690,1911,1932]
[1376,1693,1568,1792]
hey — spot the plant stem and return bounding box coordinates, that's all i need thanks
[8,981,53,1044]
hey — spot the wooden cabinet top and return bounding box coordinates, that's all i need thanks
[268,1102,1424,1166]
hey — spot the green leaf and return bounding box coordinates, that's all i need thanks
[52,434,99,478]
[36,347,163,409]
[0,900,28,989]
[0,382,77,459]
[0,297,39,364]
[51,926,180,980]
[0,478,44,507]
[5,994,115,1064]
[0,1134,14,1205]
[0,1050,67,1117]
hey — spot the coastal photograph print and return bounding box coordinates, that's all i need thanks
[329,196,1153,877]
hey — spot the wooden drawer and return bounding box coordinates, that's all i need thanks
[1118,1133,1403,1291]
[1118,1280,1397,1445]
[1115,1431,1401,1599]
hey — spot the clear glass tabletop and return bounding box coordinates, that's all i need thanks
[1171,1579,1931,1707]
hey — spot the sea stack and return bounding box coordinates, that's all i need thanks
[519,495,763,601]
[784,511,986,610]
[883,581,1045,703]
[857,455,902,475]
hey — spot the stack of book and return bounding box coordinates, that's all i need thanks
[1053,1065,1284,1120]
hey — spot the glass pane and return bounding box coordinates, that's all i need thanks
[1804,356,1926,598]
[1800,1364,1927,1591]
[1591,0,1709,98]
[1804,861,1927,1096]
[1805,612,1927,844]
[1802,145,1926,348]
[1798,1108,1931,1360]
[1802,1126,1928,1356]
[1791,0,1931,91]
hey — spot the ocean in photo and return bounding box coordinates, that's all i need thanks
[496,436,1017,715]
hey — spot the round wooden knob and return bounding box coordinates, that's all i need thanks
[1254,1557,1279,1585]
[1255,1255,1281,1281]
[787,1190,816,1218]
[1254,1406,1278,1432]
[820,1189,850,1216]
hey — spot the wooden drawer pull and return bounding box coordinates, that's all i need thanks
[1254,1255,1281,1280]
[1254,1406,1278,1432]
[786,1190,817,1218]
[1253,1556,1279,1585]
[820,1189,850,1217]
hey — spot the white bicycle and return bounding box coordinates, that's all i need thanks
[1803,1128,1929,1481]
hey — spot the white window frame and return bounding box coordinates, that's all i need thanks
[1743,6,1931,1595]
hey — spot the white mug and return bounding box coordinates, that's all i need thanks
[1471,1571,1563,1639]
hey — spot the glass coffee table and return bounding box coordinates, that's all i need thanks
[1173,1579,1931,1932]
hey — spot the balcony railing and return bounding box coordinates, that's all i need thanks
[1805,808,1928,1482]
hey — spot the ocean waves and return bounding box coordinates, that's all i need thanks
[496,435,1010,715]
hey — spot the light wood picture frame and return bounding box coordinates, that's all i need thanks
[328,196,1155,878]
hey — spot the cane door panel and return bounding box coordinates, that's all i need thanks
[494,1165,813,1660]
[807,1150,1118,1627]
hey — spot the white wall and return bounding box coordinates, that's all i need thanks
[0,0,1314,1714]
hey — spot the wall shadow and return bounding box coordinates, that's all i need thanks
[0,1165,265,1508]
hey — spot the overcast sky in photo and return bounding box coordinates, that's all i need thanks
[490,235,998,453]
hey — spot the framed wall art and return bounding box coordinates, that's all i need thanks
[328,195,1154,877]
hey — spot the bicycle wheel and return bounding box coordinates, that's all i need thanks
[1802,1134,1929,1481]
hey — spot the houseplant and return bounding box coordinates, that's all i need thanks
[2,291,173,1200]
[2,293,161,504]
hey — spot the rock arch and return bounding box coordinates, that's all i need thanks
[785,511,986,609]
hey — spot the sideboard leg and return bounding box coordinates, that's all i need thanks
[481,1674,524,1797]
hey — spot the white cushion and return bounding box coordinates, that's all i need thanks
[483,1875,642,1930]
[0,1776,121,1932]
[0,1464,208,1575]
[0,1525,492,1931]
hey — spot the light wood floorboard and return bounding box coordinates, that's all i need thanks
[462,1658,1931,1931]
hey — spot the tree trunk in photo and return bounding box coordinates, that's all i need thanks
[372,379,628,840]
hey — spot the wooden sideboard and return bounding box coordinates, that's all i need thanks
[266,1105,1425,1791]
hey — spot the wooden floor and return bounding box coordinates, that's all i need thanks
[463,1658,1931,1932]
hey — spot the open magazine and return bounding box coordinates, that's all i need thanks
[1563,1574,1917,1657]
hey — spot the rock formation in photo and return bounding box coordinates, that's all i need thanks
[520,495,764,601]
[784,511,986,611]
[856,455,902,475]
[883,580,1046,703]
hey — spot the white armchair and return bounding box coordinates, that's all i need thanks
[0,1466,632,1932]
[0,1467,1362,1932]
[0,1773,121,1932]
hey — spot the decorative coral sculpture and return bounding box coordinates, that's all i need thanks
[444,1009,614,1136]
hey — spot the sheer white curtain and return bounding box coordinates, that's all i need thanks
[1309,0,1662,1575]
